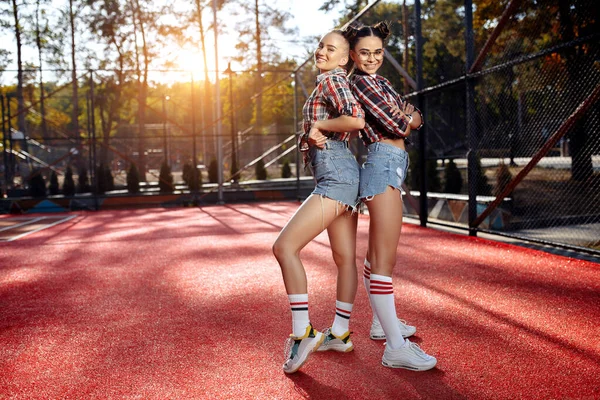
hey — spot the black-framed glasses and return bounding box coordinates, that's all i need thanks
[356,49,385,60]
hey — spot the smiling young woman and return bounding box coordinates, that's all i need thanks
[273,29,365,374]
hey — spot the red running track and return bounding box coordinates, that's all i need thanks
[0,202,599,399]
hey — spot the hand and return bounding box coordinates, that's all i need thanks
[308,126,327,149]
[403,102,415,115]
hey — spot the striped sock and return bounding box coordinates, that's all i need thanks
[363,258,380,325]
[288,294,310,337]
[331,300,353,337]
[370,274,406,349]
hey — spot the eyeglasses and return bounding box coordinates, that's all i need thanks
[356,49,385,60]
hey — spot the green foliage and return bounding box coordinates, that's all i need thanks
[255,159,267,181]
[78,167,90,193]
[281,159,292,179]
[127,163,140,193]
[158,161,174,192]
[208,158,219,184]
[443,159,463,194]
[28,170,46,198]
[49,171,60,195]
[63,166,76,196]
[494,162,513,197]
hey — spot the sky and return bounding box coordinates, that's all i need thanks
[1,0,359,84]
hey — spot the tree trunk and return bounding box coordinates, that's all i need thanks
[35,0,48,140]
[196,0,212,162]
[11,0,26,136]
[69,0,79,145]
[254,0,263,159]
[558,0,593,182]
[132,0,148,181]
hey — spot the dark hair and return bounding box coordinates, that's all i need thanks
[344,21,391,50]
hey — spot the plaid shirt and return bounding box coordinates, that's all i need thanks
[299,68,364,152]
[350,70,423,146]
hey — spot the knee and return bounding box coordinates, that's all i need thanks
[272,238,294,264]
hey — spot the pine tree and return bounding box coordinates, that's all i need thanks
[49,171,60,195]
[158,161,174,192]
[127,163,140,193]
[63,166,76,196]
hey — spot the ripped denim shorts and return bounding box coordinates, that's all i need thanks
[359,142,409,200]
[308,140,360,209]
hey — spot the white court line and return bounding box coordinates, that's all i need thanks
[0,217,44,233]
[4,215,78,242]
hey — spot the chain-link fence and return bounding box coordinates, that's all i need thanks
[1,0,598,254]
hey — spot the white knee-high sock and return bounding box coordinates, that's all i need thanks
[363,258,380,324]
[288,294,310,337]
[369,274,406,349]
[331,300,353,336]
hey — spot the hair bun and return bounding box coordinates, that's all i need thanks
[373,21,391,41]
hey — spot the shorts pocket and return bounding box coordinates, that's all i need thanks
[330,154,359,185]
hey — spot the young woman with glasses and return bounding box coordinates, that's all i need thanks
[346,22,437,371]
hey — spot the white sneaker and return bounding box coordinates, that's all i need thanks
[382,340,437,371]
[370,319,416,340]
[317,328,354,352]
[282,324,325,374]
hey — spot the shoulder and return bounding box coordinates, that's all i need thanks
[324,73,350,87]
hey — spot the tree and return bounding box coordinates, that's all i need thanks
[255,158,267,180]
[78,166,90,193]
[281,159,291,179]
[127,162,140,193]
[231,0,296,157]
[208,158,218,183]
[63,166,76,196]
[443,159,462,194]
[28,170,46,198]
[49,170,60,195]
[158,160,174,192]
[9,0,27,137]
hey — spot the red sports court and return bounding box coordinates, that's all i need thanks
[1,202,598,399]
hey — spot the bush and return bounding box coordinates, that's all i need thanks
[495,162,513,197]
[208,158,219,183]
[158,160,174,192]
[230,158,239,183]
[95,163,113,194]
[443,159,463,194]
[28,169,46,198]
[78,166,91,193]
[473,156,492,196]
[127,163,140,193]
[255,159,267,180]
[49,171,60,195]
[407,150,440,192]
[182,161,201,191]
[63,166,76,196]
[281,159,292,179]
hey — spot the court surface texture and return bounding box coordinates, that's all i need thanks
[1,202,598,399]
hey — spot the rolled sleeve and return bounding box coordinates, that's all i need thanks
[323,75,365,120]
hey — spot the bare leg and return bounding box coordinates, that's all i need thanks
[366,186,403,277]
[326,209,358,303]
[273,195,348,294]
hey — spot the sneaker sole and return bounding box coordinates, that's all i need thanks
[370,331,416,340]
[316,343,354,352]
[381,357,437,371]
[283,333,325,374]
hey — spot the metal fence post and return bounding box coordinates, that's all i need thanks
[464,0,478,236]
[415,0,428,227]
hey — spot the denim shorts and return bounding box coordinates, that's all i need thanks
[308,140,360,208]
[359,142,410,200]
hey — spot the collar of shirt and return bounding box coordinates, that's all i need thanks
[315,68,347,85]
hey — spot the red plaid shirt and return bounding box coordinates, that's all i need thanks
[299,68,364,152]
[350,70,423,146]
